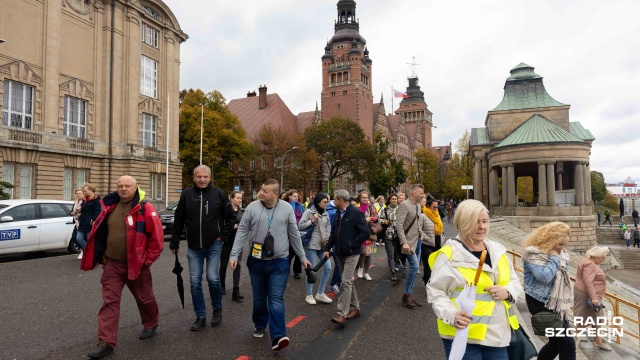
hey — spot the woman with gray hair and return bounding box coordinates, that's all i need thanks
[573,245,611,351]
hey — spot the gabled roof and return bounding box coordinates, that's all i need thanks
[296,111,315,133]
[495,114,584,149]
[227,93,298,138]
[404,122,418,147]
[387,114,401,140]
[470,128,492,146]
[492,63,566,111]
[569,121,595,141]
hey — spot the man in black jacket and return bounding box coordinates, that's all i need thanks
[323,189,370,326]
[170,165,235,331]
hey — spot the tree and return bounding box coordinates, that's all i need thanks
[441,131,473,199]
[411,148,439,195]
[367,133,396,197]
[590,171,606,204]
[303,116,375,192]
[0,181,14,200]
[179,89,253,191]
[517,177,534,203]
[602,191,618,210]
[390,157,407,192]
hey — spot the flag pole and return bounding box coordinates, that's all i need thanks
[391,86,394,114]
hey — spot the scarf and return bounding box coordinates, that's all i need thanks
[423,207,443,235]
[523,246,573,321]
[358,202,369,215]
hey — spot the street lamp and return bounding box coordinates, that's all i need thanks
[280,147,299,191]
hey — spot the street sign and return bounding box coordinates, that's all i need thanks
[234,185,240,191]
[461,185,473,190]
[174,189,182,193]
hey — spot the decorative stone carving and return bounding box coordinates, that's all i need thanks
[59,78,94,100]
[62,0,94,20]
[139,98,162,116]
[0,61,43,86]
[141,45,160,60]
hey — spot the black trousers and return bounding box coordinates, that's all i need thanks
[525,294,576,360]
[219,238,241,290]
[288,245,302,275]
[421,235,442,284]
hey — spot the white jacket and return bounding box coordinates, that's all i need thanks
[426,237,523,347]
[298,206,331,251]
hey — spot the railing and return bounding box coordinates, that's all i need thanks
[506,249,640,347]
[9,128,42,144]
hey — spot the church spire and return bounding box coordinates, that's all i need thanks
[336,0,358,31]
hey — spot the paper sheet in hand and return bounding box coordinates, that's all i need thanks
[448,283,477,360]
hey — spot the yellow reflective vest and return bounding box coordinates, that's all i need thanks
[428,245,519,340]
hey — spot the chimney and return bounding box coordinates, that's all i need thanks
[247,91,256,97]
[258,85,267,109]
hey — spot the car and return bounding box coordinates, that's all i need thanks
[159,202,181,237]
[0,199,80,255]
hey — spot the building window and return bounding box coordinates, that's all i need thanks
[337,103,341,108]
[2,162,15,199]
[2,80,34,129]
[343,90,347,95]
[250,160,255,170]
[141,23,159,48]
[261,160,267,170]
[63,168,87,200]
[63,96,87,138]
[149,173,165,200]
[238,163,244,171]
[140,56,158,98]
[142,5,159,20]
[19,164,34,199]
[228,160,233,169]
[141,113,157,148]
[331,91,336,96]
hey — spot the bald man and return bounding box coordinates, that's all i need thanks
[81,175,164,359]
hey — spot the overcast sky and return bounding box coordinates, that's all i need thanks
[164,0,639,185]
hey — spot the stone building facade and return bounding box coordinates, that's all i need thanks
[0,0,187,205]
[470,63,597,250]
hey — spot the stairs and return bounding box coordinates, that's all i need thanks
[609,248,640,270]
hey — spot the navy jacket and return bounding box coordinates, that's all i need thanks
[326,204,369,257]
[78,195,102,233]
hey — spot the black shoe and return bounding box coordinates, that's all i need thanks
[222,286,227,295]
[211,308,222,327]
[87,342,114,359]
[391,272,397,281]
[191,317,206,331]
[232,287,244,302]
[138,325,157,339]
[294,273,301,279]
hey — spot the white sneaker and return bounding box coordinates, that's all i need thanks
[315,293,333,304]
[417,269,420,274]
[305,295,316,305]
[77,251,83,259]
[331,284,340,294]
[357,268,364,278]
[364,273,372,281]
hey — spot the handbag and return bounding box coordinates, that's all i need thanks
[369,221,383,235]
[507,327,537,360]
[299,222,316,247]
[530,311,564,336]
[362,240,374,256]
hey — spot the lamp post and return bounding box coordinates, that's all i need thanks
[280,147,299,191]
[199,104,204,165]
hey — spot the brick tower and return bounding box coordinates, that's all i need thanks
[321,0,374,140]
[395,76,434,149]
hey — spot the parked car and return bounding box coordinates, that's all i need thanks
[0,199,80,255]
[159,202,182,237]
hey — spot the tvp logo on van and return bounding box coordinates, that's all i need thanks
[0,229,21,241]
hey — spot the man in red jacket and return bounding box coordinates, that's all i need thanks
[81,175,164,359]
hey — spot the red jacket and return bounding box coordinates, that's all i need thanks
[81,189,164,280]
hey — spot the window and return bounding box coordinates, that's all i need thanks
[250,160,255,170]
[2,162,15,199]
[63,168,87,200]
[19,164,34,199]
[2,80,34,129]
[4,204,36,222]
[238,163,243,171]
[343,90,348,95]
[149,173,164,200]
[140,56,158,98]
[63,96,87,138]
[228,160,233,169]
[141,23,159,48]
[39,203,70,219]
[261,160,266,170]
[142,113,157,148]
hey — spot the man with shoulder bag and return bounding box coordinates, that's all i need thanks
[395,184,425,309]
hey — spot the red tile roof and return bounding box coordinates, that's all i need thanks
[296,111,315,133]
[404,122,418,147]
[227,93,299,138]
[387,114,401,140]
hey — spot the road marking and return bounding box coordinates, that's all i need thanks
[236,356,251,360]
[378,257,385,260]
[328,292,336,298]
[286,315,306,328]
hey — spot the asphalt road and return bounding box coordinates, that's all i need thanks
[0,226,458,360]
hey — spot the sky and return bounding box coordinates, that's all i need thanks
[163,0,640,185]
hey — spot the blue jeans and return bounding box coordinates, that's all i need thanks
[330,247,342,287]
[442,339,508,360]
[304,248,331,295]
[247,256,289,344]
[404,252,419,294]
[76,230,87,249]
[415,239,422,267]
[187,240,223,318]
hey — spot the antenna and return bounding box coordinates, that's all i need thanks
[407,56,420,78]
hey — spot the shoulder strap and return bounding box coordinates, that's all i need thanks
[403,204,419,235]
[139,200,147,216]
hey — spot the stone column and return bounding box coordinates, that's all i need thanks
[507,165,516,206]
[501,165,508,206]
[557,171,563,191]
[574,162,585,206]
[547,163,556,205]
[474,159,482,201]
[482,158,489,206]
[43,3,62,133]
[538,162,548,206]
[489,167,499,206]
[584,163,591,205]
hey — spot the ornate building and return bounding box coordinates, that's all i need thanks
[0,0,187,205]
[470,63,596,250]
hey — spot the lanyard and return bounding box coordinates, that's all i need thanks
[260,200,279,233]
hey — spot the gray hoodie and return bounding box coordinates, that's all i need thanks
[230,199,307,263]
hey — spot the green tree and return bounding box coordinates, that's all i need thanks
[303,116,375,192]
[367,133,396,197]
[442,131,473,199]
[590,171,606,204]
[0,181,14,200]
[518,177,534,203]
[602,191,618,210]
[179,89,253,191]
[390,157,407,192]
[411,148,439,195]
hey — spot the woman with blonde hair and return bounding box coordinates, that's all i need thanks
[522,221,575,360]
[427,200,522,358]
[574,246,611,351]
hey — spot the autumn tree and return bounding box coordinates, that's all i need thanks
[410,148,439,195]
[517,177,534,203]
[303,116,375,192]
[590,171,606,205]
[442,131,473,199]
[367,133,396,197]
[179,89,253,191]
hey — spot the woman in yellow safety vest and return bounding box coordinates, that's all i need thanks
[427,199,522,359]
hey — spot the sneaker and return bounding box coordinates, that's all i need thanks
[395,265,400,271]
[417,269,421,274]
[305,295,317,305]
[376,242,381,246]
[272,336,290,351]
[380,242,385,246]
[364,273,372,281]
[315,293,333,304]
[357,268,364,278]
[77,251,83,259]
[253,328,265,338]
[87,341,114,358]
[330,284,340,294]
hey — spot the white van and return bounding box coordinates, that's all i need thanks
[0,200,80,255]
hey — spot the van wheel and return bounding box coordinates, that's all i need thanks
[67,240,81,254]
